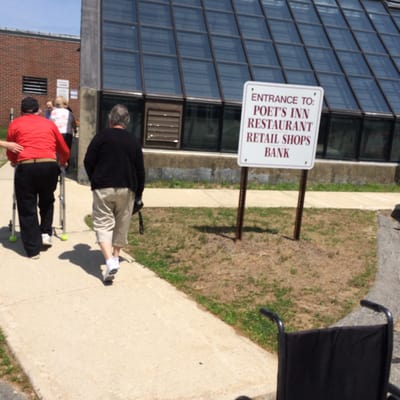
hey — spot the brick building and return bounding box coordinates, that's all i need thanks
[0,29,80,128]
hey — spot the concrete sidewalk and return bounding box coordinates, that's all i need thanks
[0,161,399,400]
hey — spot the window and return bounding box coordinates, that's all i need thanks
[22,76,47,95]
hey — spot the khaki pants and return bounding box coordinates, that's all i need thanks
[92,188,134,247]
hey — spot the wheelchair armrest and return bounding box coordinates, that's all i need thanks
[388,383,400,400]
[260,308,285,334]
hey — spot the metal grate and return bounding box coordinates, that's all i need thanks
[22,76,48,95]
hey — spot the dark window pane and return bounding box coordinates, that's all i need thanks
[103,0,136,23]
[143,56,182,95]
[253,67,285,83]
[221,106,241,152]
[203,0,233,11]
[343,9,374,30]
[353,31,386,53]
[103,50,141,91]
[177,32,211,59]
[237,15,270,40]
[245,40,279,66]
[233,0,263,15]
[317,5,347,27]
[141,27,176,55]
[182,103,222,151]
[336,51,371,76]
[212,36,246,62]
[269,19,301,43]
[290,2,320,23]
[181,60,220,99]
[318,73,359,110]
[217,63,250,101]
[314,0,337,5]
[139,2,171,27]
[173,6,206,32]
[298,24,330,47]
[349,77,390,113]
[379,80,400,114]
[326,117,361,159]
[390,121,400,162]
[276,43,311,69]
[261,0,291,19]
[326,27,358,51]
[286,70,318,85]
[103,22,138,51]
[381,34,400,55]
[359,118,392,161]
[365,54,399,79]
[394,57,400,71]
[206,11,239,36]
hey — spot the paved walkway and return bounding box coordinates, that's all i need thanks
[0,161,399,399]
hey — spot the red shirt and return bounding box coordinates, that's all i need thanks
[7,114,70,165]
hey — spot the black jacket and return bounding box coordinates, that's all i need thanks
[83,127,145,198]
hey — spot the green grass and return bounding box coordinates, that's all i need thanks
[0,126,6,140]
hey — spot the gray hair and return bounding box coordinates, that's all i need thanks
[108,104,130,128]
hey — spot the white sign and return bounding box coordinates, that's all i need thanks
[57,79,70,88]
[238,81,324,170]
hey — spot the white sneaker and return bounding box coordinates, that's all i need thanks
[104,259,119,283]
[41,233,52,247]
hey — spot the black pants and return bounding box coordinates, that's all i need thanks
[15,162,59,257]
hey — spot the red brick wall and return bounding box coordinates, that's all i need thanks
[0,30,80,128]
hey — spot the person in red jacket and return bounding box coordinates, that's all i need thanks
[7,97,70,259]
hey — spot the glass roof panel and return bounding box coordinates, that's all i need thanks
[206,11,239,36]
[369,13,399,34]
[211,36,246,62]
[103,22,138,51]
[365,54,399,79]
[244,40,279,66]
[172,0,201,6]
[261,0,292,19]
[342,9,374,30]
[103,0,136,23]
[139,2,172,28]
[317,73,359,110]
[203,0,233,12]
[237,15,270,40]
[336,0,362,11]
[181,60,220,99]
[173,6,206,32]
[336,51,371,76]
[269,19,301,43]
[298,24,330,47]
[379,79,400,114]
[233,0,263,15]
[349,76,391,113]
[141,27,176,55]
[353,30,386,54]
[217,63,251,101]
[276,43,311,69]
[380,34,400,56]
[326,27,358,51]
[317,5,347,27]
[176,32,211,59]
[289,2,320,23]
[307,47,342,73]
[285,70,318,85]
[103,50,141,91]
[252,67,285,83]
[143,55,182,95]
[363,0,388,14]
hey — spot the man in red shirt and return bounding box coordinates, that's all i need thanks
[7,97,70,259]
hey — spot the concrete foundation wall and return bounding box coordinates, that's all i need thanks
[142,149,400,186]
